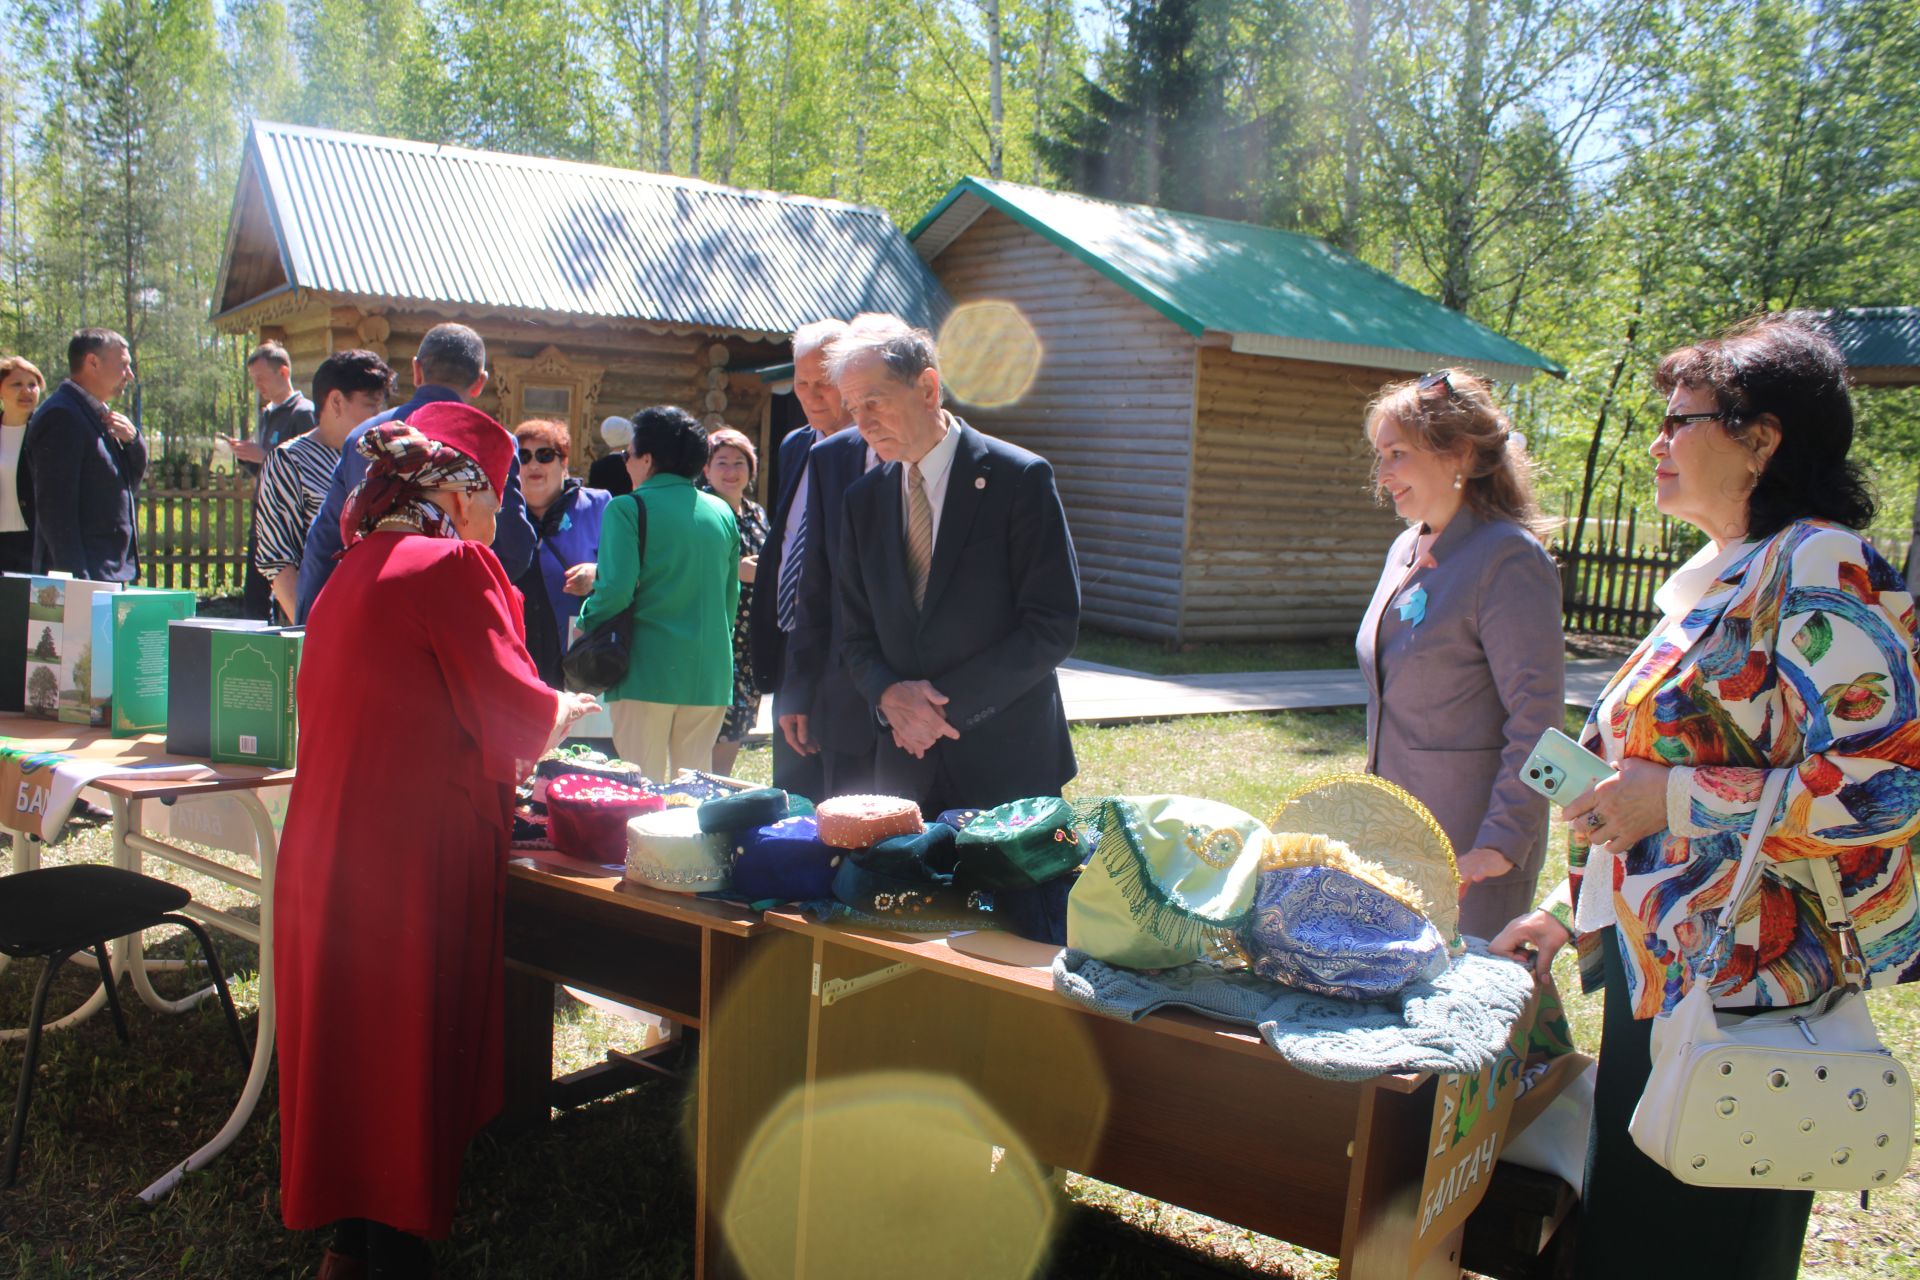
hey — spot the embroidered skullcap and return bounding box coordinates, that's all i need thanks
[953,796,1088,891]
[1066,795,1268,970]
[1242,832,1450,1000]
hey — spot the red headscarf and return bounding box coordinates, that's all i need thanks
[339,403,514,551]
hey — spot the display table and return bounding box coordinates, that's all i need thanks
[502,860,1581,1280]
[0,712,287,1200]
[759,911,1583,1280]
[502,853,812,1279]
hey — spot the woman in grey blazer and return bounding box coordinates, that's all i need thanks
[1355,370,1565,939]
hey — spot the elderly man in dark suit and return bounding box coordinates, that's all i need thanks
[755,319,882,800]
[22,327,146,582]
[831,313,1079,813]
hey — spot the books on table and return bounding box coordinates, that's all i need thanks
[91,589,198,736]
[13,575,122,726]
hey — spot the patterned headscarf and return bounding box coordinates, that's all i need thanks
[339,422,493,551]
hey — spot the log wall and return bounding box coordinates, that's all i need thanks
[251,303,781,500]
[931,209,1195,640]
[1182,348,1405,639]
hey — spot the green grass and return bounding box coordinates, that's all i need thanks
[3,719,1917,1278]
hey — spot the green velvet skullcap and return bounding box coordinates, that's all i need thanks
[696,787,791,834]
[856,822,961,879]
[1066,795,1267,970]
[953,796,1087,891]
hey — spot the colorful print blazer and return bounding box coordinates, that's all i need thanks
[1546,519,1920,1018]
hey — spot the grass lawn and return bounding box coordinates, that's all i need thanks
[2,712,1915,1278]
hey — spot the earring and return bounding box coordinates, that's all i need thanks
[1452,473,1463,490]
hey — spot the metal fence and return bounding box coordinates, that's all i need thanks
[137,472,253,596]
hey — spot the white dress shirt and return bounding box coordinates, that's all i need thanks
[900,415,960,554]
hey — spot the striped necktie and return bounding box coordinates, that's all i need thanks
[776,499,805,631]
[906,462,933,608]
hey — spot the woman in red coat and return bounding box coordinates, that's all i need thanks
[275,403,599,1278]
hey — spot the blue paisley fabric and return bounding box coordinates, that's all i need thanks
[1246,865,1450,999]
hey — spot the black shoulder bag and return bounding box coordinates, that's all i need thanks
[561,494,647,692]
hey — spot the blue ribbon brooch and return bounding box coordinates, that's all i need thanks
[1396,584,1428,628]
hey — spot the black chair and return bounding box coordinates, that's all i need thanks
[0,864,249,1188]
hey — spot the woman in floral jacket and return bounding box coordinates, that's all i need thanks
[1493,314,1920,1279]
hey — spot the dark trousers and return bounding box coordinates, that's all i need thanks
[1579,927,1813,1280]
[242,516,274,620]
[0,530,31,574]
[769,691,826,803]
[820,743,875,799]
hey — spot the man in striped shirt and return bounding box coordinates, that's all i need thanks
[254,349,394,622]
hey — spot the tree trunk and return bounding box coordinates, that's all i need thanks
[689,0,710,175]
[656,0,674,172]
[985,0,1004,179]
[1031,0,1058,183]
[719,0,744,183]
[1439,0,1489,312]
[768,0,794,188]
[1335,0,1372,253]
[1573,310,1640,549]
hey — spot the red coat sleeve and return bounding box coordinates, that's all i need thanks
[423,542,560,788]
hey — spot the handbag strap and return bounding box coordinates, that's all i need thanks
[1702,768,1791,983]
[1706,768,1867,991]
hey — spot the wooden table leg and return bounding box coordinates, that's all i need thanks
[500,964,555,1134]
[1340,1077,1464,1280]
[695,928,813,1280]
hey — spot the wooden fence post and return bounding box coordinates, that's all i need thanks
[134,473,253,597]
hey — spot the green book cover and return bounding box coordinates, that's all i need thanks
[94,589,197,736]
[209,628,302,767]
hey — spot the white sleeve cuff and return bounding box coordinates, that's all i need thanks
[1666,764,1700,836]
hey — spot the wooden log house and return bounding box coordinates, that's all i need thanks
[908,179,1564,642]
[211,121,948,503]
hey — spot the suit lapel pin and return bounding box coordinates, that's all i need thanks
[974,476,986,489]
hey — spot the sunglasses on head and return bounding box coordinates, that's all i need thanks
[1417,370,1457,400]
[517,447,563,465]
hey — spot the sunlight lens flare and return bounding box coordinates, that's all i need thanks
[939,301,1043,409]
[724,1070,1056,1280]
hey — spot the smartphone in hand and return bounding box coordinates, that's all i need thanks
[1520,728,1615,806]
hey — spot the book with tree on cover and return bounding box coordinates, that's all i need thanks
[20,576,120,724]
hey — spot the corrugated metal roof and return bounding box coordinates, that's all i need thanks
[217,121,949,336]
[1822,307,1920,369]
[909,177,1562,382]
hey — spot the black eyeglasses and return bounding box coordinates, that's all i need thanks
[518,447,562,465]
[1656,411,1727,439]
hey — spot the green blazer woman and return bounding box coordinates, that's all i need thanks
[576,473,740,707]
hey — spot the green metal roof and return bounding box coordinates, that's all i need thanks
[909,177,1563,382]
[1822,307,1920,371]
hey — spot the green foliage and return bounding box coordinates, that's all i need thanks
[0,0,1914,551]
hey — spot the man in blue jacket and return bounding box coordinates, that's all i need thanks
[294,323,534,621]
[22,328,146,582]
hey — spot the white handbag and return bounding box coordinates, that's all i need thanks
[1628,768,1916,1191]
